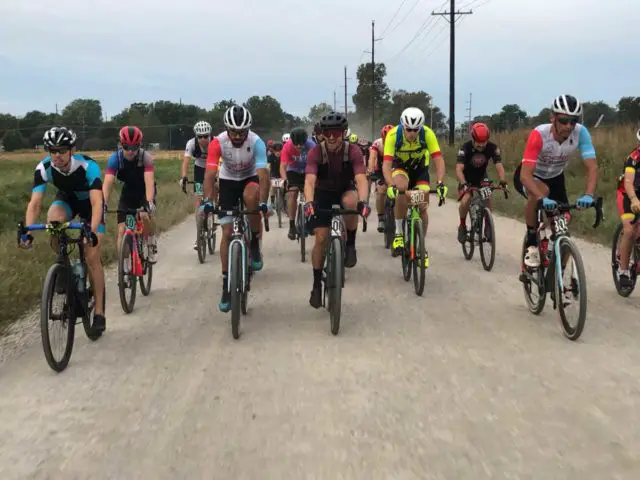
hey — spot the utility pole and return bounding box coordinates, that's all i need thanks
[466,92,472,132]
[333,89,337,111]
[365,20,383,141]
[432,1,472,145]
[342,66,353,117]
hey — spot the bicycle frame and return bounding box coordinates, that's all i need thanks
[121,209,146,277]
[399,189,436,260]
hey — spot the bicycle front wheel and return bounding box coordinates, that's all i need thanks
[298,205,306,263]
[384,200,395,250]
[118,235,137,314]
[41,263,75,372]
[328,237,343,336]
[412,219,426,296]
[401,219,411,282]
[230,242,243,339]
[479,208,496,271]
[611,223,636,296]
[462,210,475,260]
[196,214,207,264]
[207,212,216,254]
[520,235,546,315]
[139,236,153,296]
[556,236,588,341]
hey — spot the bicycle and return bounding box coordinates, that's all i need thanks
[183,180,217,264]
[109,207,153,314]
[518,197,603,341]
[395,188,444,297]
[210,201,269,339]
[460,180,509,271]
[611,213,640,297]
[313,206,361,336]
[294,189,308,263]
[270,177,286,228]
[17,220,103,372]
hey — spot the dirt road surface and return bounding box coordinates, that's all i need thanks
[2,201,640,479]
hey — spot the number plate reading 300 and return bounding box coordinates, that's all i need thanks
[554,216,568,234]
[271,178,285,188]
[125,215,136,230]
[407,190,427,205]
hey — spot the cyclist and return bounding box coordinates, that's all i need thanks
[456,122,508,243]
[181,120,215,250]
[282,133,291,144]
[304,111,371,308]
[369,124,394,232]
[103,126,157,262]
[268,141,284,206]
[281,127,316,240]
[311,122,324,144]
[615,128,640,288]
[513,94,597,268]
[20,127,107,332]
[383,107,447,265]
[203,105,270,312]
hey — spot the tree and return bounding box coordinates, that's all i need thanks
[582,101,616,127]
[19,111,55,145]
[2,129,26,151]
[386,90,446,131]
[243,95,287,136]
[531,108,552,126]
[308,102,333,123]
[352,62,391,122]
[494,104,528,131]
[0,113,17,139]
[617,97,640,125]
[60,99,103,128]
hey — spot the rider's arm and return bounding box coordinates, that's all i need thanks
[25,192,44,230]
[254,138,270,204]
[280,141,291,180]
[204,138,221,200]
[304,146,319,202]
[350,145,368,202]
[368,147,378,173]
[102,152,119,204]
[382,130,396,186]
[578,126,597,197]
[455,145,467,184]
[86,161,104,235]
[181,140,194,178]
[492,145,506,182]
[520,129,546,199]
[425,128,444,184]
[143,152,155,204]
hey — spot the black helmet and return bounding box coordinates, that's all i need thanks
[271,141,283,152]
[43,126,77,150]
[290,127,308,146]
[320,111,348,130]
[313,122,322,135]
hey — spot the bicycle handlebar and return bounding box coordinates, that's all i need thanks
[538,196,604,229]
[466,182,510,200]
[209,206,270,232]
[313,208,361,216]
[17,220,90,246]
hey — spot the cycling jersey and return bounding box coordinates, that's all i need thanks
[457,140,501,183]
[267,152,281,178]
[184,137,208,168]
[105,148,154,193]
[522,123,596,179]
[306,142,365,192]
[205,131,267,181]
[33,154,103,199]
[383,124,441,168]
[371,138,384,156]
[281,138,316,174]
[622,149,640,189]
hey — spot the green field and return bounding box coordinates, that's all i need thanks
[0,151,194,332]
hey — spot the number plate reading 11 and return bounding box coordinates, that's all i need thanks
[479,187,492,200]
[125,214,136,230]
[271,178,285,188]
[407,190,427,206]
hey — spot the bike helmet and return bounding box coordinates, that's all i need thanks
[551,94,582,116]
[470,122,490,143]
[348,133,358,144]
[223,105,252,129]
[271,141,283,152]
[43,126,77,150]
[313,122,322,135]
[119,125,143,146]
[380,124,394,141]
[290,127,308,146]
[319,111,348,130]
[282,133,290,143]
[193,120,212,136]
[400,107,425,129]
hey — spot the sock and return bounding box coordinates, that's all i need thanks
[378,214,384,221]
[222,272,228,292]
[459,217,466,226]
[313,268,322,288]
[526,225,537,247]
[346,229,356,247]
[251,231,260,246]
[395,219,403,235]
[289,219,295,229]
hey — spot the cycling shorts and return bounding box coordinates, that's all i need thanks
[391,158,430,189]
[51,191,106,234]
[309,187,356,231]
[286,171,305,190]
[218,176,259,225]
[193,165,205,194]
[616,189,640,220]
[513,164,568,204]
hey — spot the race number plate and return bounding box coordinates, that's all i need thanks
[479,186,492,200]
[553,216,568,235]
[271,178,285,188]
[125,214,136,230]
[407,190,428,206]
[194,182,204,196]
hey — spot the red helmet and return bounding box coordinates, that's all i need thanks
[470,122,490,143]
[119,125,143,146]
[267,139,274,147]
[380,124,393,141]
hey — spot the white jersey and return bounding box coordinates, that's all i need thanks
[372,137,384,156]
[184,137,207,168]
[206,130,268,181]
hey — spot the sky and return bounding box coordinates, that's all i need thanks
[0,0,638,124]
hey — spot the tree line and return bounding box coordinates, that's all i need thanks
[1,62,638,151]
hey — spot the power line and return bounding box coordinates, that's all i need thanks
[385,0,421,36]
[379,0,408,37]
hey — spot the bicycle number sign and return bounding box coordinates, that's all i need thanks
[125,214,136,230]
[331,217,343,237]
[553,215,568,235]
[194,182,204,196]
[407,190,427,206]
[271,178,285,188]
[479,186,492,200]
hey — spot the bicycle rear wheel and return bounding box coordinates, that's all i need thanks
[479,208,496,271]
[196,214,207,264]
[556,236,588,341]
[611,223,637,296]
[462,210,475,260]
[412,219,425,296]
[41,263,75,372]
[384,200,395,249]
[118,235,137,314]
[230,242,243,339]
[139,235,153,296]
[520,235,546,314]
[82,280,103,342]
[328,237,343,336]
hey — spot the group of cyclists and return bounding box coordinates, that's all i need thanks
[17,93,640,332]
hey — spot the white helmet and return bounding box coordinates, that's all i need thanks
[193,120,212,136]
[345,128,351,137]
[223,105,252,130]
[636,128,640,142]
[400,107,425,129]
[282,133,290,143]
[551,95,582,116]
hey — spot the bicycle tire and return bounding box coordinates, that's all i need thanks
[277,189,283,228]
[412,219,426,296]
[384,200,394,249]
[242,242,249,315]
[41,263,75,372]
[139,235,153,296]
[230,242,242,339]
[462,210,475,260]
[118,235,137,314]
[479,208,496,271]
[520,235,546,315]
[207,212,216,254]
[298,205,306,263]
[329,237,343,336]
[611,223,637,297]
[196,214,207,264]
[82,277,103,341]
[401,219,411,282]
[556,236,588,341]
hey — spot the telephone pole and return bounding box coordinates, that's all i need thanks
[432,1,473,145]
[365,20,383,141]
[466,92,472,132]
[333,89,337,111]
[344,66,348,117]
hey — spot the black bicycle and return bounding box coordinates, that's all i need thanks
[183,180,217,264]
[270,177,286,228]
[210,201,269,339]
[294,189,308,262]
[18,220,102,372]
[611,213,640,296]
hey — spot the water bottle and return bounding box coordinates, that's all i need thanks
[539,237,550,268]
[71,259,85,293]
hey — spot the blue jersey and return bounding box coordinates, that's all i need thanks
[32,154,103,201]
[283,138,316,174]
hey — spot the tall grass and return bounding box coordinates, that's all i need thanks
[0,151,193,331]
[439,123,637,244]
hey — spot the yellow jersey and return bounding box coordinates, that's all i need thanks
[383,124,441,168]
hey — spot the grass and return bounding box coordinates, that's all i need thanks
[438,123,636,245]
[0,150,194,332]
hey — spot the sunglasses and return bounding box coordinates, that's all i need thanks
[321,129,344,138]
[556,117,578,126]
[197,135,209,140]
[227,129,247,138]
[405,128,419,133]
[48,147,70,154]
[122,144,140,152]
